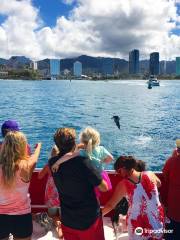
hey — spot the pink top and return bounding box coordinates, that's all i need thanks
[0,166,31,215]
[45,174,60,208]
[124,171,164,240]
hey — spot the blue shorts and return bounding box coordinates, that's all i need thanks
[0,213,33,239]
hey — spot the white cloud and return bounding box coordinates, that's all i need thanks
[0,0,179,60]
[0,0,41,59]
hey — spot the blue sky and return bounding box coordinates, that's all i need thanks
[0,0,76,27]
[0,0,179,60]
[0,14,7,25]
[173,3,180,35]
[32,0,75,27]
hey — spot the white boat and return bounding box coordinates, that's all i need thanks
[147,75,160,86]
[51,76,57,80]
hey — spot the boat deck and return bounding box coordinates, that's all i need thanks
[15,169,165,240]
[26,217,128,240]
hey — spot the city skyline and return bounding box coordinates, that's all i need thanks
[0,0,179,60]
[1,52,179,77]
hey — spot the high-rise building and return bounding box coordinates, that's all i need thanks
[176,57,180,76]
[129,49,140,74]
[149,52,159,75]
[37,58,60,78]
[30,61,37,70]
[73,61,82,77]
[50,59,60,76]
[160,61,166,75]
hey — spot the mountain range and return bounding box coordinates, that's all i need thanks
[0,55,176,75]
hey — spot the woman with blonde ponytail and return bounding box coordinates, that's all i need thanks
[0,131,41,240]
[52,127,113,198]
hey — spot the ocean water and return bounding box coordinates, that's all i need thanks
[0,79,179,171]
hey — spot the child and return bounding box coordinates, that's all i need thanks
[135,159,146,172]
[52,127,113,197]
[38,145,62,238]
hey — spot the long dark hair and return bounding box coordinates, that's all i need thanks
[114,155,146,172]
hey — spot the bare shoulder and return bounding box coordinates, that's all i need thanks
[146,171,161,187]
[19,159,29,170]
[115,180,126,193]
[146,171,157,178]
[19,159,31,180]
[145,171,156,180]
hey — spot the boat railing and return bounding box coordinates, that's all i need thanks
[30,169,166,216]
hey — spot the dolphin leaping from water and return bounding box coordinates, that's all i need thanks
[112,116,120,129]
